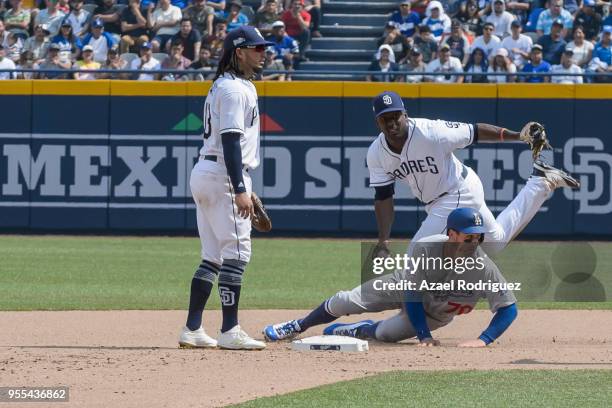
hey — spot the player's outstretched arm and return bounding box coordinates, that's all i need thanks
[404,298,440,347]
[475,122,551,159]
[474,123,521,143]
[458,303,518,348]
[374,184,395,254]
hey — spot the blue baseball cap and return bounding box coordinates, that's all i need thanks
[223,25,274,53]
[552,18,564,27]
[92,18,104,29]
[604,26,612,34]
[447,208,486,234]
[140,41,152,50]
[372,91,405,118]
[583,0,595,6]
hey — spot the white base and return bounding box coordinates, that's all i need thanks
[291,335,369,352]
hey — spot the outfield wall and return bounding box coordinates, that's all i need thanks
[0,81,611,236]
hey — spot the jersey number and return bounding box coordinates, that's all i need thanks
[445,302,473,315]
[203,102,212,139]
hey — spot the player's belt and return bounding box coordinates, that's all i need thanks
[424,165,469,205]
[200,155,249,172]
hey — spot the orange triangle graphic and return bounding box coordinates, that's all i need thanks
[261,113,284,132]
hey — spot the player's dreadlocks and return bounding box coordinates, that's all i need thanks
[214,47,245,81]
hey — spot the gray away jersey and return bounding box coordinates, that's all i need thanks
[367,118,475,203]
[409,234,516,325]
[200,73,261,169]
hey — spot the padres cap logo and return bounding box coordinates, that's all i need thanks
[382,95,393,105]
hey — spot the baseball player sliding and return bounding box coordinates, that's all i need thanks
[263,90,579,345]
[178,26,273,350]
[266,207,517,347]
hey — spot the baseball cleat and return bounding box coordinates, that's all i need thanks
[263,319,302,341]
[323,320,375,338]
[178,326,218,349]
[533,160,580,190]
[218,325,266,350]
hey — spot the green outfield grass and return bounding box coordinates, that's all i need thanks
[0,236,610,310]
[232,370,612,408]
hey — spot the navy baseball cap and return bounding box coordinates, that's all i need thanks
[447,208,486,234]
[92,18,104,29]
[552,18,564,27]
[583,0,595,6]
[223,26,274,53]
[140,41,152,49]
[372,91,405,118]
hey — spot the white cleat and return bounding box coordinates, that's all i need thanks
[218,325,266,350]
[179,326,218,349]
[533,160,580,190]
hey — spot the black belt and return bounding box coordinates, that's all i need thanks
[424,165,469,205]
[201,155,249,172]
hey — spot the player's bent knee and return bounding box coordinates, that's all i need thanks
[218,259,247,286]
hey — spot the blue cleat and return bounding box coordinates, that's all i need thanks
[323,320,375,338]
[263,319,302,341]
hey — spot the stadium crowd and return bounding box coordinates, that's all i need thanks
[0,0,319,80]
[372,0,612,83]
[0,0,609,81]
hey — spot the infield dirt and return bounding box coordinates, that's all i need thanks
[1,310,611,407]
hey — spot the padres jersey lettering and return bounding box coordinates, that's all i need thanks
[367,118,474,203]
[200,73,261,169]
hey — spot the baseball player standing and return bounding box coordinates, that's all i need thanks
[178,26,273,350]
[263,90,579,342]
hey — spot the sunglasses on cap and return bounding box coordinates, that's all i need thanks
[241,44,266,52]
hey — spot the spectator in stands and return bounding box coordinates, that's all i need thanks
[302,0,322,38]
[270,20,299,69]
[73,44,100,79]
[5,32,22,62]
[389,0,421,38]
[4,0,31,40]
[504,0,532,28]
[551,48,582,83]
[414,24,438,63]
[66,0,91,38]
[82,18,116,64]
[501,19,532,68]
[208,20,227,60]
[536,0,572,37]
[464,46,489,82]
[100,45,130,79]
[573,0,601,42]
[402,46,426,83]
[206,0,226,12]
[131,40,161,80]
[120,0,149,53]
[457,0,484,37]
[0,21,8,49]
[521,44,551,82]
[15,50,35,79]
[161,38,191,80]
[567,25,593,68]
[34,42,71,78]
[425,43,464,82]
[93,0,122,37]
[367,44,400,82]
[183,0,215,37]
[379,21,411,63]
[524,1,545,34]
[423,1,451,42]
[52,19,82,63]
[485,0,515,38]
[281,0,310,60]
[148,0,182,52]
[471,22,500,60]
[57,0,70,14]
[0,44,17,79]
[442,19,470,65]
[190,45,217,80]
[261,46,286,80]
[587,25,611,83]
[23,24,51,63]
[218,0,248,31]
[170,18,201,61]
[35,0,66,37]
[488,47,516,82]
[537,18,566,64]
[603,10,612,30]
[254,0,280,37]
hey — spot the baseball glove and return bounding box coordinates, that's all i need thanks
[251,192,272,232]
[519,121,552,160]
